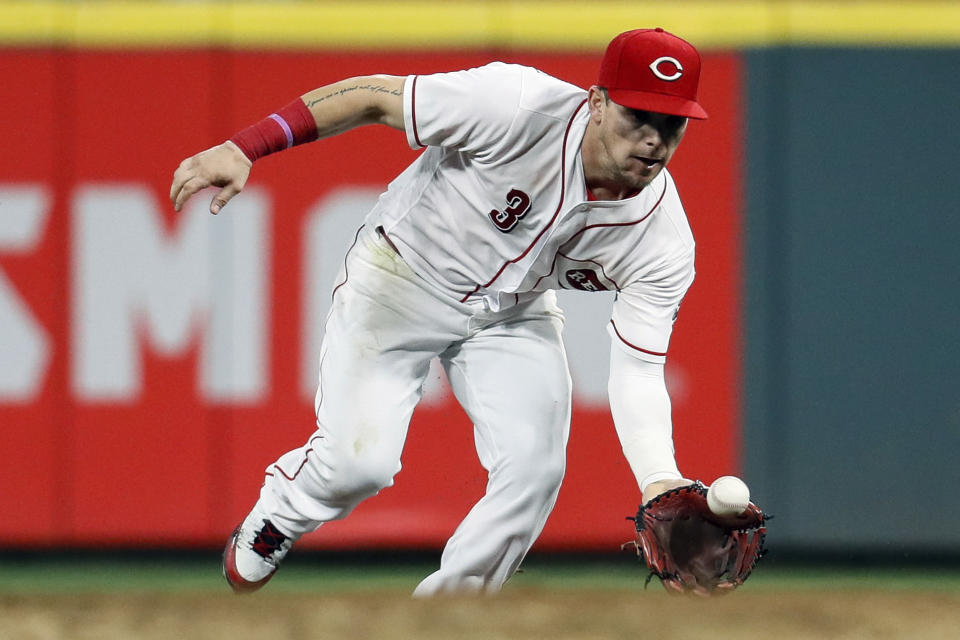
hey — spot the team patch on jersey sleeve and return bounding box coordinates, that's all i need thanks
[564,269,610,291]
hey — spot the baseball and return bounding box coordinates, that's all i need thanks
[707,476,750,516]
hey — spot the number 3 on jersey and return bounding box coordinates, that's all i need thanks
[489,188,531,232]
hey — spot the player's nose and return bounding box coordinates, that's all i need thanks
[638,127,664,151]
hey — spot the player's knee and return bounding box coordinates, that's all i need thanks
[324,453,397,501]
[502,437,566,499]
[526,455,566,497]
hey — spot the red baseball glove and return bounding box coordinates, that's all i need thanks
[627,482,767,595]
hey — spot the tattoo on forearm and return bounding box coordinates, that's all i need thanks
[305,84,401,108]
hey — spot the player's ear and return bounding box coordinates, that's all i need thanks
[587,86,607,122]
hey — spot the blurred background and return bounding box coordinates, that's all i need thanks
[1,0,959,574]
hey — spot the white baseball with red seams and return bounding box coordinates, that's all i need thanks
[707,476,751,516]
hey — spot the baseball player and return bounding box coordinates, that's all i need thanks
[170,28,704,596]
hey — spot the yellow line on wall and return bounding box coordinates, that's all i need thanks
[1,1,959,49]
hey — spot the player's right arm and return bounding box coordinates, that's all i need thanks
[170,75,404,214]
[299,75,405,137]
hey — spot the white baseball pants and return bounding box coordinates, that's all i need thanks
[256,225,572,595]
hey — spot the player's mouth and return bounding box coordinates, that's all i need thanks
[629,156,663,176]
[635,156,662,168]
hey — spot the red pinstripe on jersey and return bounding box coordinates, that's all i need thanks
[458,99,589,302]
[330,224,366,301]
[265,434,325,482]
[609,319,667,357]
[528,180,667,291]
[411,76,425,148]
[567,180,666,241]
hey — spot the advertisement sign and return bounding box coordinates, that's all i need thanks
[0,49,741,549]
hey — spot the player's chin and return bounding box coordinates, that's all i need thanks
[624,164,662,189]
[629,171,659,191]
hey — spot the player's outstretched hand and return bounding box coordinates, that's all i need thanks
[641,478,693,503]
[170,141,252,214]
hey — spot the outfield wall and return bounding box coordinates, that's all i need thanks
[743,47,960,553]
[0,1,958,554]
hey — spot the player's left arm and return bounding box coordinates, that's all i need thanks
[608,347,692,502]
[608,240,696,502]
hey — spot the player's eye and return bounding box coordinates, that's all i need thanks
[663,116,687,141]
[628,109,653,126]
[666,116,686,131]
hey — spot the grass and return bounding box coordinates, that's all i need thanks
[3,552,960,594]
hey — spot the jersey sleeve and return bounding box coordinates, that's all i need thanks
[607,347,682,491]
[607,247,695,364]
[402,63,524,156]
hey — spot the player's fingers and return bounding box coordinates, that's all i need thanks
[174,176,209,212]
[170,178,181,207]
[210,182,242,215]
[171,181,191,212]
[170,158,200,209]
[170,170,188,210]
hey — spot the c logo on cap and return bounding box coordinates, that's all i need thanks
[649,56,683,82]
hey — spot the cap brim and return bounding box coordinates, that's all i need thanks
[607,88,708,120]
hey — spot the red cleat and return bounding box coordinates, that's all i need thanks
[221,512,293,594]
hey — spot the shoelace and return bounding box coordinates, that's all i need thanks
[250,521,288,560]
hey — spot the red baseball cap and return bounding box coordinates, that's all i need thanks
[598,28,708,120]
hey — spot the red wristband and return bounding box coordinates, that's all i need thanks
[230,99,318,162]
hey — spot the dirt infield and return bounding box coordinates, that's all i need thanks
[3,588,959,640]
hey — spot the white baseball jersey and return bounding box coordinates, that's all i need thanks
[367,62,695,363]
